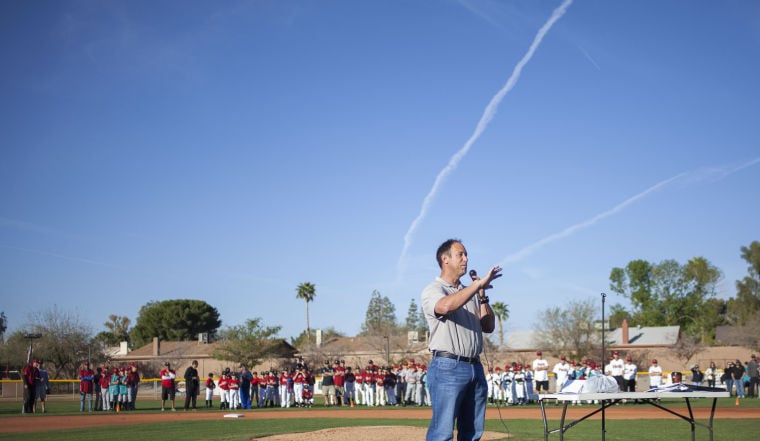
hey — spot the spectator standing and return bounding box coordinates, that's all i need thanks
[552,356,571,393]
[623,356,637,392]
[99,366,111,411]
[532,351,550,395]
[239,364,253,409]
[118,367,128,411]
[204,372,216,408]
[183,360,200,411]
[732,359,746,399]
[705,362,717,388]
[127,364,140,410]
[34,359,50,413]
[690,364,704,386]
[333,361,346,406]
[228,370,240,409]
[257,371,267,407]
[218,371,230,409]
[723,362,735,396]
[415,365,426,406]
[609,351,625,391]
[250,371,259,407]
[320,362,336,407]
[344,366,356,407]
[79,361,95,412]
[160,362,177,411]
[648,359,663,389]
[22,359,39,414]
[747,354,758,398]
[293,368,306,407]
[93,367,103,411]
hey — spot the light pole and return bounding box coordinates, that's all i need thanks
[23,333,42,363]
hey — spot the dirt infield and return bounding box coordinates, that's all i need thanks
[1,406,757,434]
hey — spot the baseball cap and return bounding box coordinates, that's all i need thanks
[652,359,658,364]
[536,351,542,355]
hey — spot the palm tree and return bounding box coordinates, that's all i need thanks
[491,301,510,347]
[296,282,316,344]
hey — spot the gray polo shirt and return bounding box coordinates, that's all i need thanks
[421,277,483,359]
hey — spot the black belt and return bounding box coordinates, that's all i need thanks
[432,351,480,364]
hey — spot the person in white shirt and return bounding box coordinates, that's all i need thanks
[609,351,625,391]
[532,351,550,395]
[623,356,637,392]
[648,359,663,389]
[552,356,571,393]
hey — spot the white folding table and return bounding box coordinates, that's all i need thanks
[538,391,729,441]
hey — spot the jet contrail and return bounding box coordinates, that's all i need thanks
[397,0,574,272]
[500,155,760,265]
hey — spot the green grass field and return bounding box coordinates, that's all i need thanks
[0,398,757,441]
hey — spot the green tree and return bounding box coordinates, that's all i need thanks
[130,299,222,347]
[608,304,631,328]
[683,257,723,342]
[404,299,420,331]
[728,241,760,325]
[0,306,94,378]
[94,314,132,346]
[533,298,599,359]
[610,257,721,338]
[610,259,659,325]
[491,301,509,347]
[212,318,285,368]
[360,290,398,336]
[296,282,316,344]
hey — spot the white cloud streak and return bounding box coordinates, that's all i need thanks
[500,155,760,265]
[397,0,574,272]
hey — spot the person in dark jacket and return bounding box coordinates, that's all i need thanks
[183,360,200,411]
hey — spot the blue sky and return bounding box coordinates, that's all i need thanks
[2,0,759,343]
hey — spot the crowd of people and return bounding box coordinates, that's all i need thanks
[16,351,759,414]
[76,360,142,412]
[204,357,432,410]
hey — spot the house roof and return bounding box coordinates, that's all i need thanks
[606,325,680,346]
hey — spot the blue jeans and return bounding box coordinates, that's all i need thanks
[426,356,487,441]
[736,379,745,398]
[725,379,734,396]
[80,392,92,411]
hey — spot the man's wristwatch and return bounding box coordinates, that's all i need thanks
[478,295,489,304]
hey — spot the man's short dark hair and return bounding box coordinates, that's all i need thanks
[436,238,462,268]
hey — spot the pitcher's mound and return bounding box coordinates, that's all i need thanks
[253,425,508,440]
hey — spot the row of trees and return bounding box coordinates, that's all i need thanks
[3,241,756,377]
[534,241,760,358]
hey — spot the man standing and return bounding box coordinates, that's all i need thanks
[623,356,637,392]
[747,354,758,398]
[22,359,39,414]
[239,364,253,409]
[552,356,571,393]
[532,351,550,395]
[79,361,94,412]
[421,239,502,441]
[183,360,200,411]
[648,359,663,389]
[160,362,177,411]
[609,351,625,391]
[35,359,50,413]
[127,364,140,410]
